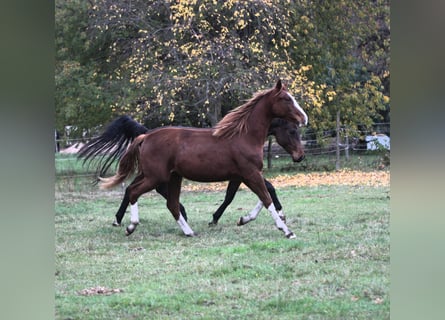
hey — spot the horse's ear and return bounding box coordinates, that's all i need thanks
[275,79,282,90]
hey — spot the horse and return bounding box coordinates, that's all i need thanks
[209,118,305,226]
[78,115,305,229]
[99,80,308,238]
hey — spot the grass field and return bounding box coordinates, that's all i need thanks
[55,173,389,319]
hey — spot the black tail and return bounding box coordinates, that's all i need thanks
[77,115,149,180]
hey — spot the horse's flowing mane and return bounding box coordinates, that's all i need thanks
[213,87,278,139]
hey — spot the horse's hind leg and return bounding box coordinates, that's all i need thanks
[113,184,132,227]
[125,174,157,236]
[112,174,144,227]
[209,180,242,226]
[126,202,140,235]
[167,173,195,237]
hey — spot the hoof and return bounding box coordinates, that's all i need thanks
[286,232,296,239]
[186,232,197,237]
[208,221,217,227]
[125,224,137,236]
[112,221,121,227]
[237,217,245,226]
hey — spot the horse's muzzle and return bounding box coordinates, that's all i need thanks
[293,154,305,163]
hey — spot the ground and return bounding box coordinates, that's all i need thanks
[182,169,389,192]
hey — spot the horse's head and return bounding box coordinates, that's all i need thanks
[269,118,305,162]
[269,80,308,127]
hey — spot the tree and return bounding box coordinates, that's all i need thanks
[55,0,390,141]
[55,0,113,138]
[83,0,322,127]
[289,0,389,139]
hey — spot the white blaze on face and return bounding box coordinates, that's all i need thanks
[286,92,308,126]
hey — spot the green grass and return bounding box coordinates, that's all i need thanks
[55,178,389,319]
[271,152,387,173]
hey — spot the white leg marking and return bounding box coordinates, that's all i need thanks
[277,209,285,221]
[268,203,295,238]
[125,202,139,236]
[126,203,140,235]
[177,214,195,236]
[242,200,263,224]
[287,92,308,126]
[130,203,140,225]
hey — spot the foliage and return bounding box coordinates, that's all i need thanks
[55,0,390,140]
[290,0,390,136]
[55,0,110,137]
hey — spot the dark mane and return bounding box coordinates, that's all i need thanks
[213,87,277,139]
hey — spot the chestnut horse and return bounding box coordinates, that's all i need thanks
[99,80,308,238]
[78,115,305,228]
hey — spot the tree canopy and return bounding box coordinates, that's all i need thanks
[55,0,389,140]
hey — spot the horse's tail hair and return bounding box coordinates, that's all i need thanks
[77,115,149,182]
[99,134,146,189]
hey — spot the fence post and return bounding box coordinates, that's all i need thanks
[55,130,60,153]
[336,110,341,170]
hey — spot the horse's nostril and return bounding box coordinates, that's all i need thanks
[295,155,305,162]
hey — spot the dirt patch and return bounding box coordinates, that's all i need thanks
[182,170,389,192]
[60,142,84,154]
[78,286,123,296]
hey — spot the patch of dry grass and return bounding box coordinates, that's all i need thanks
[182,170,389,192]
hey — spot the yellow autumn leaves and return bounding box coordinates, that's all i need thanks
[182,170,389,192]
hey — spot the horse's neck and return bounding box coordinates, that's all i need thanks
[267,119,280,136]
[246,101,273,146]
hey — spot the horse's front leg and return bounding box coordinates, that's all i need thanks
[264,179,286,222]
[237,200,263,226]
[156,183,188,221]
[242,173,295,239]
[237,178,285,226]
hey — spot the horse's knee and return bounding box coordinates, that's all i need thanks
[260,196,272,209]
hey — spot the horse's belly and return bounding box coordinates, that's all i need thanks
[174,156,237,182]
[172,134,261,182]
